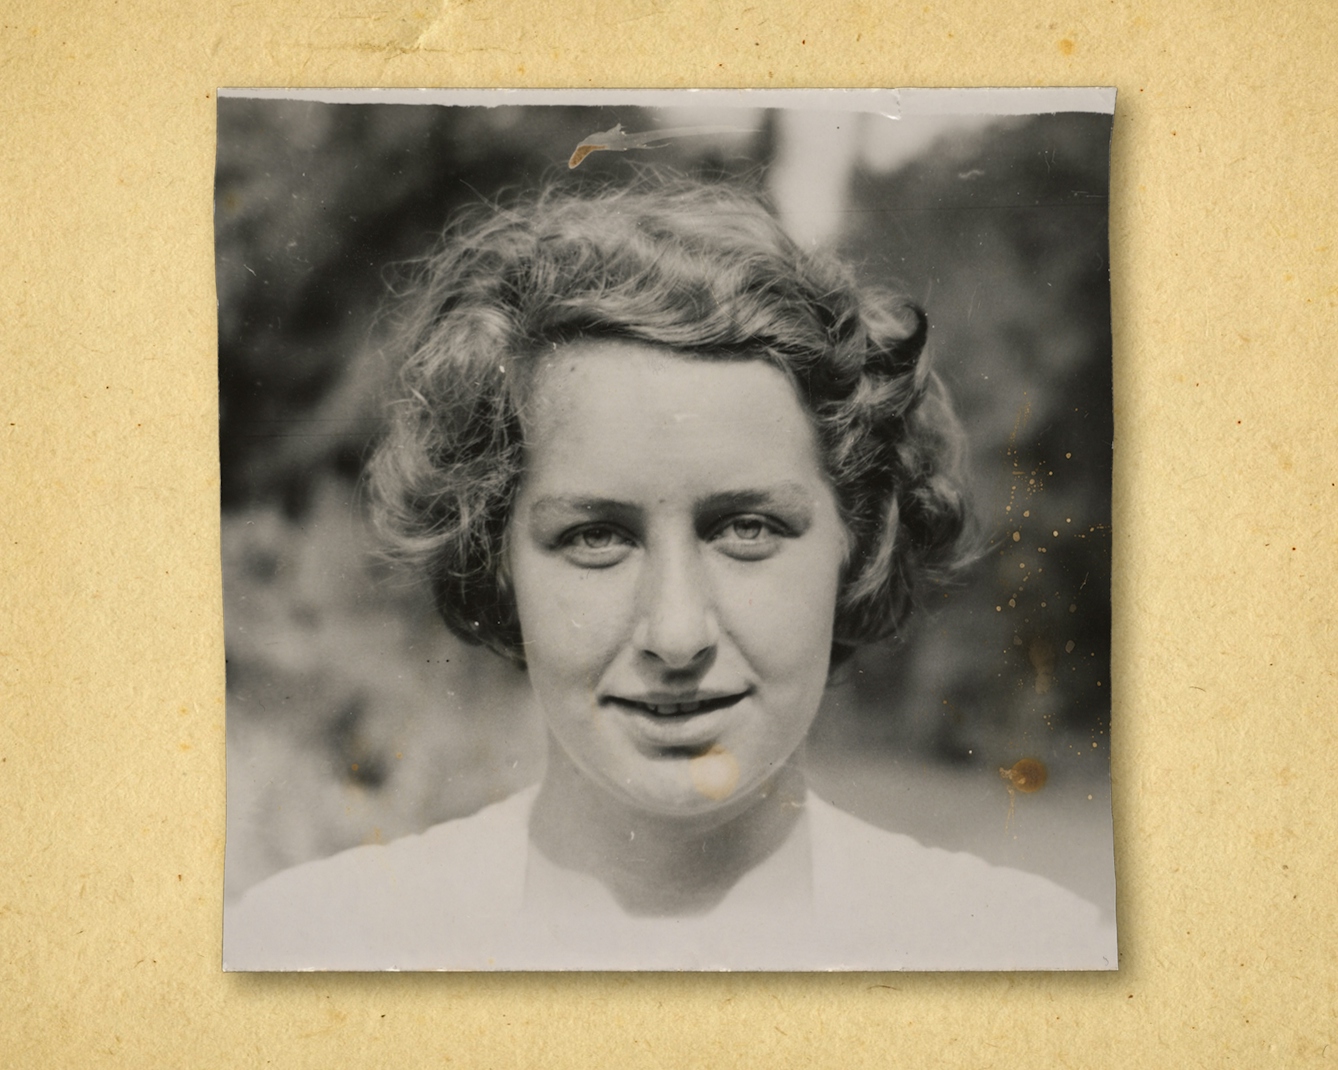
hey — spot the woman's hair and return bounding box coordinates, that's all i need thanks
[367,177,974,666]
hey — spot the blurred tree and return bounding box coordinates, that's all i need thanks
[833,113,1113,762]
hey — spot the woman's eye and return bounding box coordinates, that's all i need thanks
[711,516,782,560]
[559,525,634,567]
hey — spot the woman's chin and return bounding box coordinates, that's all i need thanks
[594,748,782,822]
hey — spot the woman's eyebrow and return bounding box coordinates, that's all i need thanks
[525,484,816,525]
[526,495,638,524]
[697,483,815,519]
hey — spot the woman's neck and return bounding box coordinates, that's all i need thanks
[527,736,811,917]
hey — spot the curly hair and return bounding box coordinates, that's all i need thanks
[366,178,974,666]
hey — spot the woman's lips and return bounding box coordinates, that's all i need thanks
[609,693,747,717]
[602,691,750,749]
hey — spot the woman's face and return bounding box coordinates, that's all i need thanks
[507,339,849,818]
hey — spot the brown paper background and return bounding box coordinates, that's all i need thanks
[2,1,1335,1065]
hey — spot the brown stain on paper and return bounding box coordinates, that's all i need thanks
[999,758,1047,833]
[1001,757,1048,794]
[690,745,740,800]
[567,143,602,168]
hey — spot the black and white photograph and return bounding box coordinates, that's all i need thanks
[217,88,1117,971]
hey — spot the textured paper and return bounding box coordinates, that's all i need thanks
[2,0,1336,1064]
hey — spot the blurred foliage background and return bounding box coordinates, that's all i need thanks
[218,98,1114,906]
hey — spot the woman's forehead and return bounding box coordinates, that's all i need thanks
[516,339,828,499]
[524,339,799,423]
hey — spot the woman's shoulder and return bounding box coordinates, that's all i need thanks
[223,786,537,971]
[806,794,1117,970]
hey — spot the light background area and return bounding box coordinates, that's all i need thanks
[2,3,1335,1069]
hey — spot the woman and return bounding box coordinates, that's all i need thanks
[224,179,1115,970]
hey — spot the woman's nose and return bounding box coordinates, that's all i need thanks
[632,542,719,670]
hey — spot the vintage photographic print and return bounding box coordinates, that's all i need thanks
[218,88,1117,971]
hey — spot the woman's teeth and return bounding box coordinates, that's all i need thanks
[623,695,745,716]
[646,701,703,715]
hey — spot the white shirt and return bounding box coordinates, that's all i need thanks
[224,787,1116,971]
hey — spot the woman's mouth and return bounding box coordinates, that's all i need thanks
[602,691,750,749]
[607,692,748,717]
